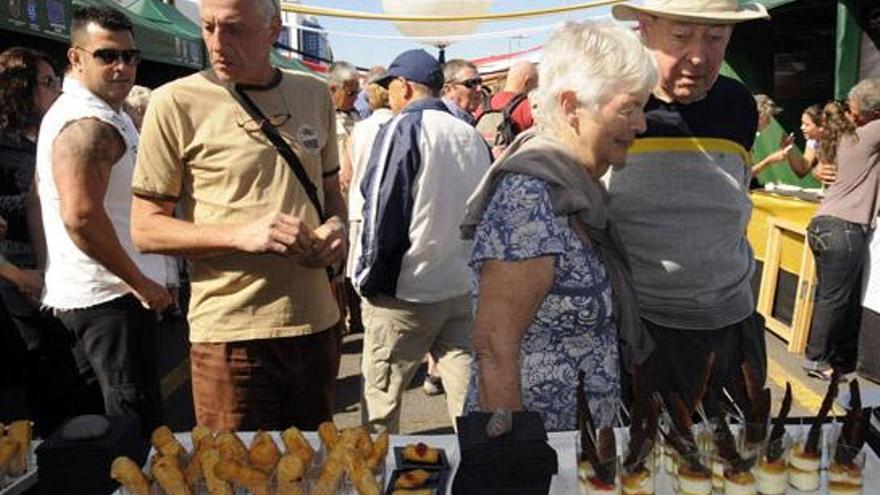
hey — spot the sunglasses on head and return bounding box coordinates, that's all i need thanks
[76,47,141,66]
[454,77,483,89]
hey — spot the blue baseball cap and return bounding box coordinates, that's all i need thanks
[374,49,444,92]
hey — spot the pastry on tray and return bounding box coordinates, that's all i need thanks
[152,454,192,495]
[151,425,185,461]
[6,420,32,476]
[401,443,441,465]
[0,437,19,476]
[394,469,432,489]
[248,430,281,475]
[110,456,151,495]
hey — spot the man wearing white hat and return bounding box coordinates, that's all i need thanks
[606,0,770,400]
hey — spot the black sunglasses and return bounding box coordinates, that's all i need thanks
[76,47,141,66]
[454,77,483,89]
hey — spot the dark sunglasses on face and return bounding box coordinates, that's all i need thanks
[76,46,142,66]
[454,77,483,89]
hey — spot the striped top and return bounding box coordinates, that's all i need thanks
[606,76,758,330]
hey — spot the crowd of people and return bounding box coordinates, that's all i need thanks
[1,0,880,440]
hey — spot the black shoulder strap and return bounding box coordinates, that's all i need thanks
[229,85,327,224]
[229,84,338,282]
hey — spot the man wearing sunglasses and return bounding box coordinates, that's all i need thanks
[356,49,492,433]
[441,59,482,126]
[131,0,346,432]
[35,6,170,436]
[328,61,365,339]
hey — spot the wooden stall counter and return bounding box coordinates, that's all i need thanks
[748,190,819,353]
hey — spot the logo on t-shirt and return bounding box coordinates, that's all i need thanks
[297,125,321,152]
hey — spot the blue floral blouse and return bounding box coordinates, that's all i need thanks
[463,173,621,431]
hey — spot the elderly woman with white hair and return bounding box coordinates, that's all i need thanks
[460,21,658,431]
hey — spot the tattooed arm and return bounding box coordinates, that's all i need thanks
[52,118,170,310]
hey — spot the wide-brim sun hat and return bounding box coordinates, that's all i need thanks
[612,0,770,25]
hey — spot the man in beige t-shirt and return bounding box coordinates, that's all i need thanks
[130,0,347,430]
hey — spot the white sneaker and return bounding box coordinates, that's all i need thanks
[422,375,443,396]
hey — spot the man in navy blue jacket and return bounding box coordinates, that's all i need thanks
[355,49,491,433]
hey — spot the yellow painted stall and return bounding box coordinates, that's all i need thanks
[748,191,819,352]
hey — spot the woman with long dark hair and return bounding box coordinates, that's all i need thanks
[0,47,101,434]
[803,86,880,380]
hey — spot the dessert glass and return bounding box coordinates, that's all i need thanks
[787,426,823,492]
[827,443,865,495]
[619,428,656,495]
[751,432,790,495]
[672,450,714,495]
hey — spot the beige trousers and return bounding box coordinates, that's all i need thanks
[360,294,472,433]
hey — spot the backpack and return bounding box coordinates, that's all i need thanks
[474,92,529,147]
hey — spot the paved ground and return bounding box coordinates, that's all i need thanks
[0,313,860,436]
[155,321,455,434]
[152,318,850,434]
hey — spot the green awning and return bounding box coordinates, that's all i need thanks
[122,0,199,38]
[119,0,203,67]
[271,51,321,76]
[73,0,203,69]
[1,0,72,42]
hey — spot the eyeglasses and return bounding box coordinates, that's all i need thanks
[453,77,483,89]
[76,47,141,66]
[37,74,61,90]
[238,113,291,132]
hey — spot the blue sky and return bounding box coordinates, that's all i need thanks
[297,1,630,68]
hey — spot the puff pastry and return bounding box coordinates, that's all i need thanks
[153,454,192,495]
[248,430,281,475]
[110,456,151,495]
[6,420,32,475]
[151,425,185,460]
[199,447,232,495]
[213,457,271,495]
[276,454,306,495]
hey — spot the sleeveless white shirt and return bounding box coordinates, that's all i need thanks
[36,78,166,309]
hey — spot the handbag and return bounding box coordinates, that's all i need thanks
[228,83,338,280]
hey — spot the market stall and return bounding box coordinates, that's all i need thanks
[748,190,819,353]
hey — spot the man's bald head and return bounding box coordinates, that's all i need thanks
[504,61,538,94]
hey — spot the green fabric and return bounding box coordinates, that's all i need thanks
[271,51,320,76]
[124,0,200,38]
[73,0,202,68]
[835,1,862,100]
[720,62,821,188]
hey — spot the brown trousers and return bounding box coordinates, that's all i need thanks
[190,325,340,431]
